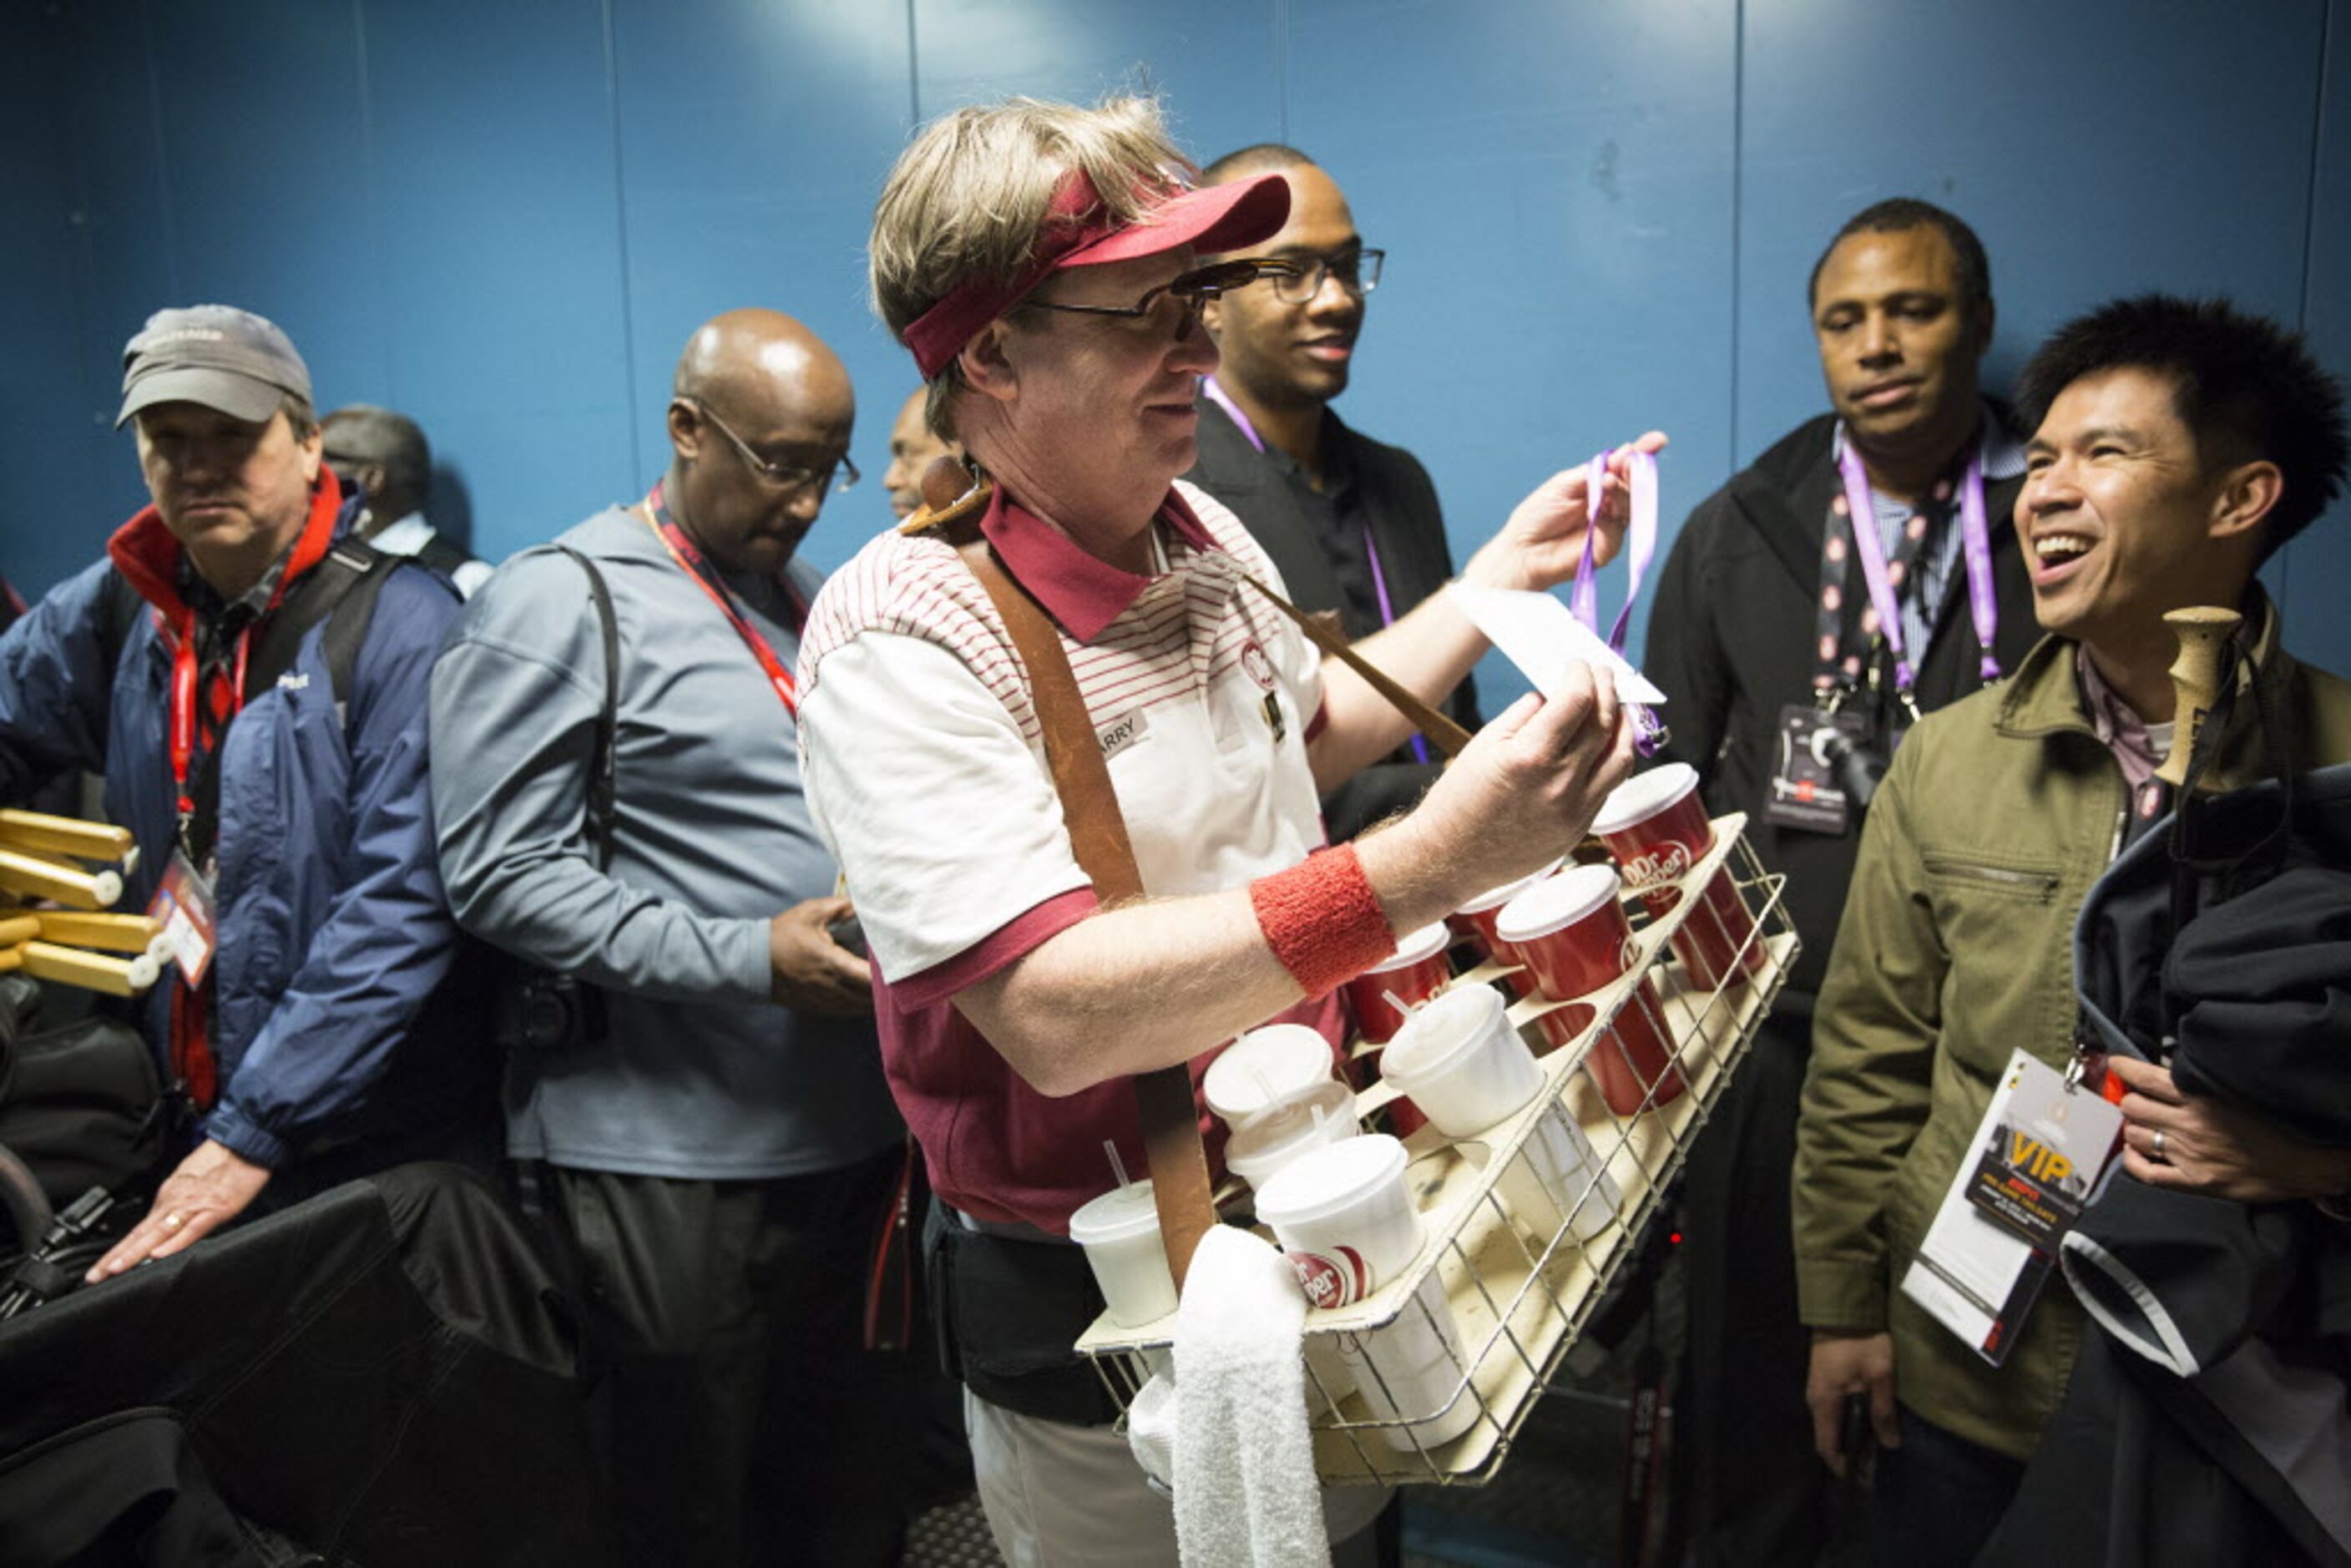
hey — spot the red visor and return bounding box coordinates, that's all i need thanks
[902,169,1291,379]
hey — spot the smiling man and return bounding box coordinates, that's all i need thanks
[430,309,910,1565]
[1645,199,2043,1566]
[1796,295,2350,1564]
[1185,145,1476,841]
[0,304,489,1275]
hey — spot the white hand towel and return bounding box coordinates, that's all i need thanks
[1172,1225,1330,1568]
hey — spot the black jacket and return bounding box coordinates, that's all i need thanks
[1645,412,2038,1010]
[1185,399,1479,841]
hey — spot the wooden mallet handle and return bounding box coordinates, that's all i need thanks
[19,940,159,997]
[0,809,134,862]
[2155,607,2242,788]
[0,850,121,910]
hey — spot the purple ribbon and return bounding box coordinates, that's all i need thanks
[1835,439,2000,694]
[1570,446,1666,754]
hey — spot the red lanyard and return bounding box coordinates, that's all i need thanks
[639,486,806,718]
[168,604,263,826]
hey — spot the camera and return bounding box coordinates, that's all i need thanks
[493,967,606,1055]
[1813,725,1893,815]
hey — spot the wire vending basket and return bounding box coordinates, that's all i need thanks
[1074,812,1795,1486]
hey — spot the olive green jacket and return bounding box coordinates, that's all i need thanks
[1793,606,2351,1460]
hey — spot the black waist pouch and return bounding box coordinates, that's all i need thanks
[923,1200,1120,1427]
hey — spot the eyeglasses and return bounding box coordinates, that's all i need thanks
[688,400,860,495]
[1266,247,1383,304]
[1019,258,1301,341]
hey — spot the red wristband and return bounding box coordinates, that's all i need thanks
[1250,846,1397,999]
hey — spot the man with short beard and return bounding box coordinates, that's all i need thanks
[1646,200,2040,1564]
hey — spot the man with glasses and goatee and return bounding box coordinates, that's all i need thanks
[1187,146,1479,840]
[429,309,912,1566]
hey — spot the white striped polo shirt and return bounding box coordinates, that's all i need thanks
[796,478,1344,1232]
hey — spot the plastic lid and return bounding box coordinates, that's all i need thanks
[1457,857,1566,916]
[1378,985,1507,1090]
[1204,1024,1337,1123]
[1068,1179,1161,1245]
[1590,763,1700,837]
[1252,1133,1409,1228]
[1494,864,1622,944]
[1367,921,1451,974]
[1226,1082,1358,1182]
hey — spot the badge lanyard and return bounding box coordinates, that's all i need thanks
[1203,375,1430,765]
[638,485,806,719]
[1570,446,1665,755]
[1831,439,2001,703]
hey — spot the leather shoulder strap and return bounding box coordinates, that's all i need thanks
[951,532,1216,1288]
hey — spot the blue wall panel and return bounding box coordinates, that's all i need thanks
[913,0,1282,159]
[611,0,919,575]
[0,3,98,598]
[1737,0,2324,453]
[356,0,636,561]
[2286,0,2351,676]
[1288,0,1738,691]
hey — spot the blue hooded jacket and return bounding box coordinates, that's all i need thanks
[0,483,492,1171]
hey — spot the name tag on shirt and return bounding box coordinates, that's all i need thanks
[1098,707,1151,762]
[1899,1050,2121,1365]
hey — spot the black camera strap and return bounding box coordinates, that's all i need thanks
[549,547,619,867]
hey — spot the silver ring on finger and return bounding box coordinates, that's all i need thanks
[2150,1129,2168,1163]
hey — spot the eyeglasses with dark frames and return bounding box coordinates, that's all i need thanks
[1266,247,1383,304]
[1019,257,1302,341]
[687,399,860,496]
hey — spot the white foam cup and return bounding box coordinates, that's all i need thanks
[1205,1024,1341,1130]
[1378,985,1542,1137]
[1381,979,1618,1242]
[1067,1180,1179,1329]
[1340,1273,1482,1451]
[1254,1134,1423,1309]
[1226,1080,1358,1194]
[1494,1102,1622,1244]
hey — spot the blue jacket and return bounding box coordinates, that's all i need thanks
[0,485,491,1171]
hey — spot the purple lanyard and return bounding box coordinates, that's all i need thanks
[1203,376,1432,765]
[1570,447,1666,754]
[1833,440,2001,693]
[1571,446,1658,653]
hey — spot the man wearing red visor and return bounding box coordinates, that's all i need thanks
[798,96,1661,1561]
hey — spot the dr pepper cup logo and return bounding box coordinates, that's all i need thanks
[1288,1247,1373,1308]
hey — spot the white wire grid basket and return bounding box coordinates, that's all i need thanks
[1074,812,1796,1486]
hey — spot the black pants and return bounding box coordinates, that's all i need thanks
[1873,1409,2023,1568]
[1666,1008,1831,1566]
[542,1148,913,1568]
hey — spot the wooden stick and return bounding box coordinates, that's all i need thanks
[2155,607,2242,788]
[37,911,167,958]
[19,940,158,997]
[0,915,38,948]
[0,945,20,974]
[0,849,121,910]
[0,809,134,862]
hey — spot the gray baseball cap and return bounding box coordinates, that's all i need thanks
[117,305,313,429]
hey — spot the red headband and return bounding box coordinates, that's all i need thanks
[899,169,1292,381]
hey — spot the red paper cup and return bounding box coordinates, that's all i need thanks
[1449,859,1562,997]
[1343,921,1454,1045]
[1591,764,1762,992]
[1496,866,1687,1115]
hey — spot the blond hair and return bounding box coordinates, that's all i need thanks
[870,94,1196,438]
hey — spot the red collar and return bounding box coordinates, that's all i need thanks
[979,484,1221,643]
[106,474,344,627]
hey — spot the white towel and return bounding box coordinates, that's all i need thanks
[1172,1225,1331,1568]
